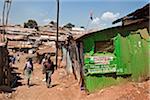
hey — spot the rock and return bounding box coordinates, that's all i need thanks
[8,93,12,98]
[136,90,140,94]
[98,89,104,94]
[57,87,63,91]
[137,83,144,89]
[35,77,39,80]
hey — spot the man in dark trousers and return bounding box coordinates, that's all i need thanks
[43,57,54,88]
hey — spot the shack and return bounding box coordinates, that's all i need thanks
[0,43,15,87]
[76,3,150,92]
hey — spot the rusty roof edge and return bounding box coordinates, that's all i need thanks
[112,3,149,24]
[75,25,122,41]
[75,19,149,41]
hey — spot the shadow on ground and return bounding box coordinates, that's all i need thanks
[52,84,59,88]
[0,86,15,93]
[0,71,24,93]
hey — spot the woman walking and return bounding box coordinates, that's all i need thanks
[24,58,33,87]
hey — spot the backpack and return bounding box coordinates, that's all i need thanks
[44,60,54,70]
[42,61,54,74]
[45,62,51,69]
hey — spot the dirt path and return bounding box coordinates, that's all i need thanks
[0,54,149,100]
[9,54,83,100]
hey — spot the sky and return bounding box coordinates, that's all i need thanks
[0,0,149,29]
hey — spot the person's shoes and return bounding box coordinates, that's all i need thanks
[47,85,52,88]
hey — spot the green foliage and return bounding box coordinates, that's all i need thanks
[50,21,55,25]
[49,21,57,27]
[24,19,38,30]
[63,23,75,29]
[80,26,85,29]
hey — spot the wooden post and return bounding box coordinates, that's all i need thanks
[55,0,59,69]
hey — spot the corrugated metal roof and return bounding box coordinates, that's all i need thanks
[7,41,33,48]
[6,35,26,40]
[37,46,56,54]
[112,3,149,24]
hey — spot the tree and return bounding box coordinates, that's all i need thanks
[24,19,38,30]
[49,21,57,27]
[80,26,85,29]
[49,21,55,25]
[63,23,75,29]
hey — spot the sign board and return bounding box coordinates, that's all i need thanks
[92,56,113,65]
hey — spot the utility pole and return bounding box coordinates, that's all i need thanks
[2,0,12,42]
[55,0,59,69]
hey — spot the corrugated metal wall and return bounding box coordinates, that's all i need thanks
[82,28,150,92]
[115,29,150,81]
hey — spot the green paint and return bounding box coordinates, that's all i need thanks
[84,53,117,75]
[115,33,149,80]
[82,28,150,92]
[127,34,149,81]
[114,34,132,75]
[85,76,127,92]
[83,32,117,53]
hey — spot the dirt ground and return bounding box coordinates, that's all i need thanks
[0,53,149,100]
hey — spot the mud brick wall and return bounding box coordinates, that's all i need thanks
[0,45,11,86]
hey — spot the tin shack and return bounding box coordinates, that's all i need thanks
[76,3,150,92]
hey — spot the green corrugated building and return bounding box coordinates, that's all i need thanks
[76,3,150,92]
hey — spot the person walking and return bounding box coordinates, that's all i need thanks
[41,55,47,72]
[43,57,54,88]
[16,53,20,63]
[12,55,16,64]
[24,58,33,87]
[41,55,47,82]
